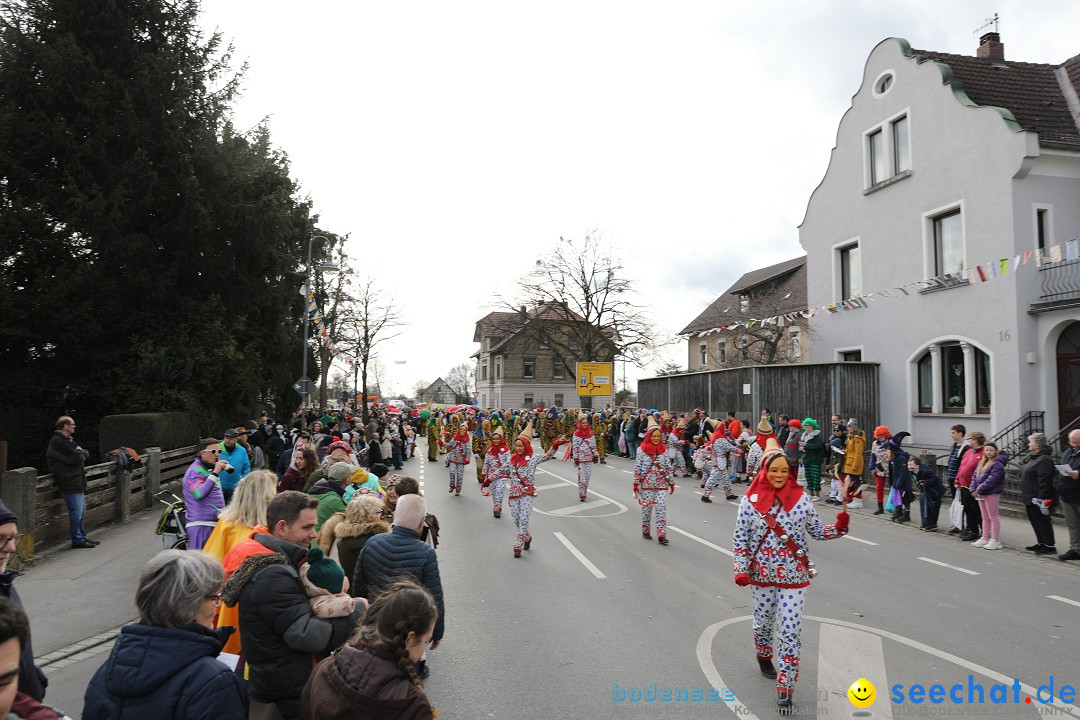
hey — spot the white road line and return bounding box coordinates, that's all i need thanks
[666,526,734,557]
[536,468,629,515]
[1049,594,1080,608]
[554,532,606,579]
[534,482,570,492]
[548,500,610,516]
[621,469,633,475]
[843,535,879,546]
[917,556,980,575]
[818,624,893,718]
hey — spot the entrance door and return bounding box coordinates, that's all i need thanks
[1056,322,1080,438]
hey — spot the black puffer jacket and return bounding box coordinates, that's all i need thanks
[223,534,360,719]
[352,526,444,642]
[1021,449,1057,504]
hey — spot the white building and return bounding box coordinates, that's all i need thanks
[799,33,1080,451]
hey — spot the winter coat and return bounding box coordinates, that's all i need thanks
[45,431,87,494]
[634,449,674,490]
[571,434,598,464]
[308,478,347,533]
[784,429,801,461]
[181,460,224,525]
[890,451,913,494]
[870,439,891,477]
[278,467,307,494]
[351,526,444,642]
[801,429,825,466]
[971,453,1008,496]
[955,446,983,489]
[0,575,46,702]
[334,519,390,583]
[1055,447,1080,504]
[299,644,434,720]
[217,442,251,493]
[1021,449,1057,504]
[842,430,866,476]
[82,623,246,720]
[732,495,844,588]
[914,466,945,502]
[222,534,360,719]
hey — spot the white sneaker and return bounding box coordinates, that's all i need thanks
[971,537,988,548]
[810,495,820,503]
[848,499,863,509]
[983,539,1002,550]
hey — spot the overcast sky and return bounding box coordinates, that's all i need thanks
[197,0,1080,397]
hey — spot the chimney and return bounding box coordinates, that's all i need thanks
[977,32,1004,60]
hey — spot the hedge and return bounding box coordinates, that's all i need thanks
[98,413,199,455]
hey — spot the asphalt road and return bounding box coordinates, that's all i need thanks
[20,438,1080,719]
[420,445,1080,720]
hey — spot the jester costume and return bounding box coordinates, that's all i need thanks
[634,425,674,544]
[702,423,738,502]
[426,417,439,461]
[507,428,562,557]
[732,439,849,712]
[445,425,472,495]
[481,430,511,518]
[570,417,598,501]
[472,418,489,482]
[592,412,609,463]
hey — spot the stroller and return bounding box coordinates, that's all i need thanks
[154,491,188,550]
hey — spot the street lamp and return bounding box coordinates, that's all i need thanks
[300,235,339,430]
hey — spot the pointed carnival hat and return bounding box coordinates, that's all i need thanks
[762,436,785,465]
[518,420,534,442]
[757,416,773,434]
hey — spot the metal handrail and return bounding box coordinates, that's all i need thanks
[989,410,1044,460]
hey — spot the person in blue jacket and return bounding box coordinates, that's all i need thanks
[84,550,247,720]
[218,429,252,504]
[908,456,946,531]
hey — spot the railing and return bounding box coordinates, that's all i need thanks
[1,445,196,561]
[1038,255,1080,303]
[989,410,1044,460]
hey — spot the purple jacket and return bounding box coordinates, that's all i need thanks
[182,459,224,523]
[971,453,1008,496]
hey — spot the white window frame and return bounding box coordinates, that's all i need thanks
[699,342,708,368]
[834,345,865,362]
[863,107,911,188]
[523,357,535,379]
[922,201,966,279]
[718,339,727,365]
[481,364,488,381]
[523,392,533,406]
[553,359,565,379]
[554,393,564,407]
[788,326,802,361]
[495,357,502,380]
[871,69,896,99]
[906,337,992,417]
[831,237,861,302]
[739,336,749,359]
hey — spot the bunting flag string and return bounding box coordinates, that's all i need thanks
[676,241,1069,339]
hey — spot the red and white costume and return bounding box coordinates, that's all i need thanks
[445,427,472,495]
[508,436,561,556]
[634,433,674,542]
[481,433,511,517]
[570,419,598,500]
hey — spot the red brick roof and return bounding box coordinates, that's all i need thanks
[911,47,1080,148]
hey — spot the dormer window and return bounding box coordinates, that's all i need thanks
[739,296,749,313]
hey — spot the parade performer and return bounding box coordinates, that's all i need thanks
[839,419,866,508]
[693,417,717,488]
[481,427,511,518]
[732,438,850,712]
[592,412,609,464]
[472,415,488,482]
[507,423,564,557]
[633,419,675,545]
[746,416,777,480]
[426,415,440,461]
[540,406,558,452]
[702,422,738,502]
[799,418,825,502]
[445,423,472,495]
[569,415,599,501]
[870,426,892,515]
[664,414,688,478]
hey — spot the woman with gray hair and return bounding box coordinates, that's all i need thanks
[83,550,247,719]
[1021,432,1058,555]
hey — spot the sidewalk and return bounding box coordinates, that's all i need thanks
[17,508,165,718]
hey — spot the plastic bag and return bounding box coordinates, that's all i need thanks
[885,495,895,513]
[949,494,964,529]
[796,463,807,487]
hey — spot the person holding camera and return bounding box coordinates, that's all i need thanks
[183,438,231,551]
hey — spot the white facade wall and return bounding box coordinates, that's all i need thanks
[800,38,1080,449]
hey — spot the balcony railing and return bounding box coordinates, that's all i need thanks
[1037,256,1080,304]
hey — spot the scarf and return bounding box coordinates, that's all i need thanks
[746,455,802,515]
[510,437,533,467]
[487,435,508,457]
[755,431,775,451]
[639,434,666,456]
[574,420,593,439]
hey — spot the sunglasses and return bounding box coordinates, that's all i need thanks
[203,449,221,455]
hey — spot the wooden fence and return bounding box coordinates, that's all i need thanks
[0,445,196,559]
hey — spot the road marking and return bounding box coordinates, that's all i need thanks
[917,556,980,575]
[554,532,606,579]
[621,469,633,475]
[697,615,1080,720]
[843,535,879,546]
[534,468,629,516]
[1049,594,1080,608]
[549,500,610,515]
[666,526,734,557]
[534,482,569,492]
[818,624,893,718]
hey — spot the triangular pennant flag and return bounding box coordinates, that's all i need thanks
[1000,258,1009,276]
[964,268,975,283]
[896,287,910,296]
[856,297,869,309]
[1013,255,1021,271]
[827,304,839,314]
[989,261,998,278]
[1023,250,1032,265]
[976,265,988,282]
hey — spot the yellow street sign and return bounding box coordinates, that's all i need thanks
[576,362,613,396]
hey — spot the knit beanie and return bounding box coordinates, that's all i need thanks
[328,463,357,484]
[0,501,16,527]
[305,548,344,594]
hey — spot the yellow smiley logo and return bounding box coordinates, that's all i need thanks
[848,678,876,708]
